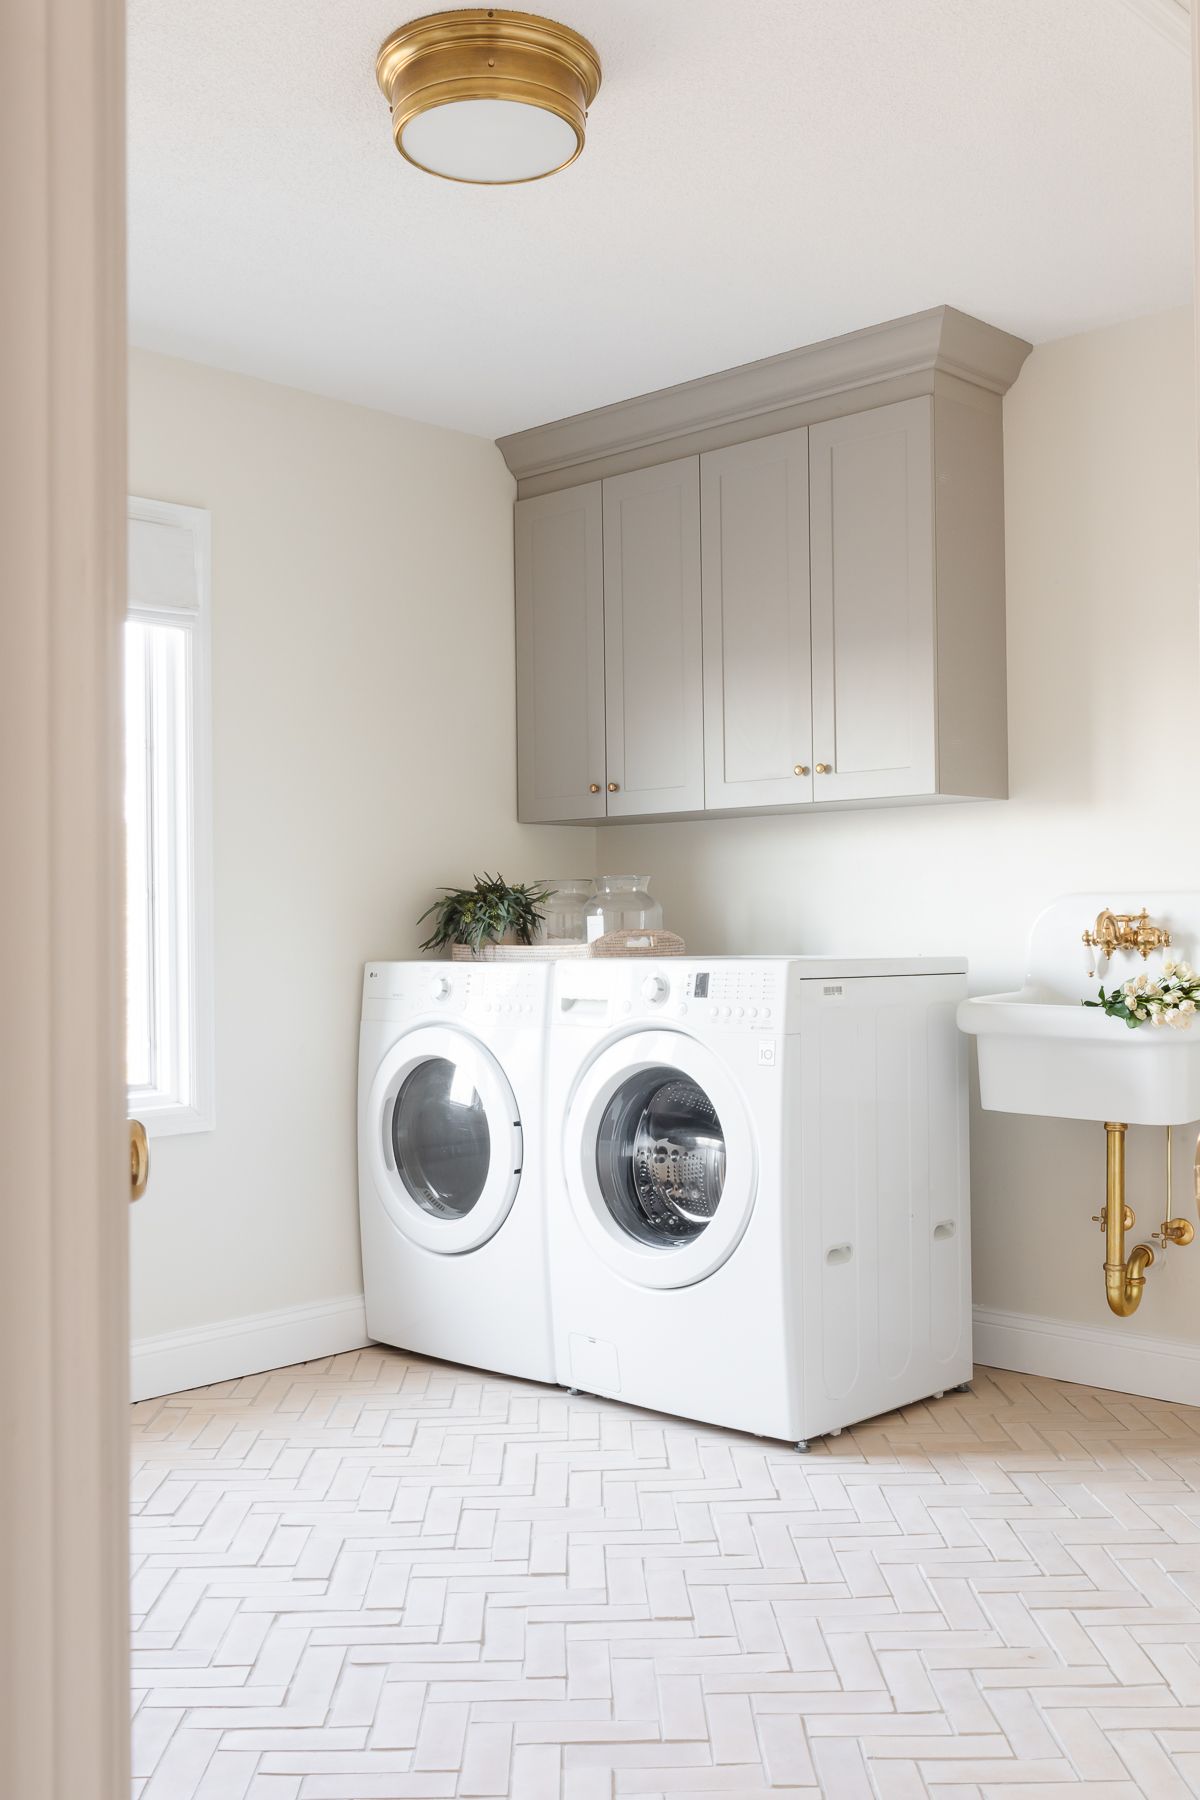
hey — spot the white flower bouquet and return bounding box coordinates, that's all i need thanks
[1084,959,1200,1030]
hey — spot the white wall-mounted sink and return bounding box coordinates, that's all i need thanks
[958,891,1200,1126]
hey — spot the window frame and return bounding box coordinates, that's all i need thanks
[126,495,215,1137]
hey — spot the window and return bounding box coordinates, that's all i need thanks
[126,497,214,1134]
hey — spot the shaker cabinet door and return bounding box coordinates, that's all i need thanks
[809,398,936,803]
[701,428,813,810]
[602,457,704,817]
[515,484,607,822]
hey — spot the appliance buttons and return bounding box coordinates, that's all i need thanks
[710,1006,719,1019]
[761,1005,771,1019]
[676,1003,687,1017]
[734,1006,745,1018]
[720,1005,732,1019]
[747,1006,758,1019]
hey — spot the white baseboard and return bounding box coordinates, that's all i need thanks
[974,1304,1200,1407]
[131,1293,370,1402]
[130,1294,1199,1408]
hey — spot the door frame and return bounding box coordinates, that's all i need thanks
[0,1,129,1796]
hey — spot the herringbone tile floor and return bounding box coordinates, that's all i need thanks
[131,1351,1200,1799]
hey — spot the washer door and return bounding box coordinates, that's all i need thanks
[563,1030,756,1289]
[365,1026,522,1253]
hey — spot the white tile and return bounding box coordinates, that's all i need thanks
[128,1350,1200,1799]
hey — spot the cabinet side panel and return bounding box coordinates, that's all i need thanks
[932,392,1009,798]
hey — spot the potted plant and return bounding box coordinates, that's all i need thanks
[418,873,554,960]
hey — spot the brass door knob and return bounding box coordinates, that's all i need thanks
[129,1119,149,1202]
[607,782,620,793]
[793,764,809,776]
[589,783,601,794]
[815,762,832,774]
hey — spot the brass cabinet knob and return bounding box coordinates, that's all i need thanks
[793,763,809,776]
[607,782,620,793]
[815,762,832,774]
[589,783,601,794]
[129,1119,149,1202]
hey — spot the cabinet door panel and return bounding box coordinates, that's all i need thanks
[603,457,703,817]
[701,429,812,810]
[810,398,936,802]
[515,484,606,822]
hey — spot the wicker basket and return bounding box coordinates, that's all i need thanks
[589,929,686,958]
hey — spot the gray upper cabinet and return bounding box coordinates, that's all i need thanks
[505,309,1026,825]
[602,457,704,818]
[514,483,606,823]
[809,398,936,804]
[701,428,813,811]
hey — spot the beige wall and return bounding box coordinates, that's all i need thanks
[128,350,584,1340]
[605,307,1200,1346]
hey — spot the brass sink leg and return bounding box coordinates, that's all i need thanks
[1103,1122,1154,1317]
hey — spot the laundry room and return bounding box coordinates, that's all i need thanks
[7,3,1200,1797]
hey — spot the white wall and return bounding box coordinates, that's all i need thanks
[605,308,1200,1354]
[128,351,585,1354]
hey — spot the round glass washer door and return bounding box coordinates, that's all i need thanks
[364,1025,522,1254]
[563,1030,756,1289]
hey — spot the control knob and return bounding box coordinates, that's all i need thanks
[641,975,669,1004]
[430,974,451,1000]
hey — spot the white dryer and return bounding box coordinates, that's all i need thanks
[358,959,554,1383]
[548,956,972,1446]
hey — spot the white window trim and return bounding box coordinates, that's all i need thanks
[127,495,215,1136]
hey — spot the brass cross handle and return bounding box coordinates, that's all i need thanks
[130,1119,149,1202]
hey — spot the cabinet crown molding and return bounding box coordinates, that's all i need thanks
[497,305,1031,484]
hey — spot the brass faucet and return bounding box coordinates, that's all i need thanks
[1082,907,1171,964]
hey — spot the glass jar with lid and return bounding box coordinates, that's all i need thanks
[535,878,594,944]
[584,876,663,944]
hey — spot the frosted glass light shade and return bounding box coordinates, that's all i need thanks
[400,98,580,184]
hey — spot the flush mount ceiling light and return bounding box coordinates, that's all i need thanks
[376,8,601,185]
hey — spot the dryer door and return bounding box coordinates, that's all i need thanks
[563,1030,756,1289]
[365,1025,522,1253]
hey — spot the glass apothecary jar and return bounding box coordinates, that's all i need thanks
[536,878,594,944]
[585,876,663,944]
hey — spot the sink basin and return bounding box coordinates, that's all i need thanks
[958,984,1200,1124]
[958,891,1200,1126]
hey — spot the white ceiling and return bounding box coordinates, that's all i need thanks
[127,0,1193,439]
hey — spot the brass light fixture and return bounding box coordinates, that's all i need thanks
[376,9,602,185]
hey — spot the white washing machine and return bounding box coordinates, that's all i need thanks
[358,959,554,1383]
[548,956,972,1446]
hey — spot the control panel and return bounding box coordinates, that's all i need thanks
[564,960,785,1028]
[693,964,779,1023]
[363,961,542,1020]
